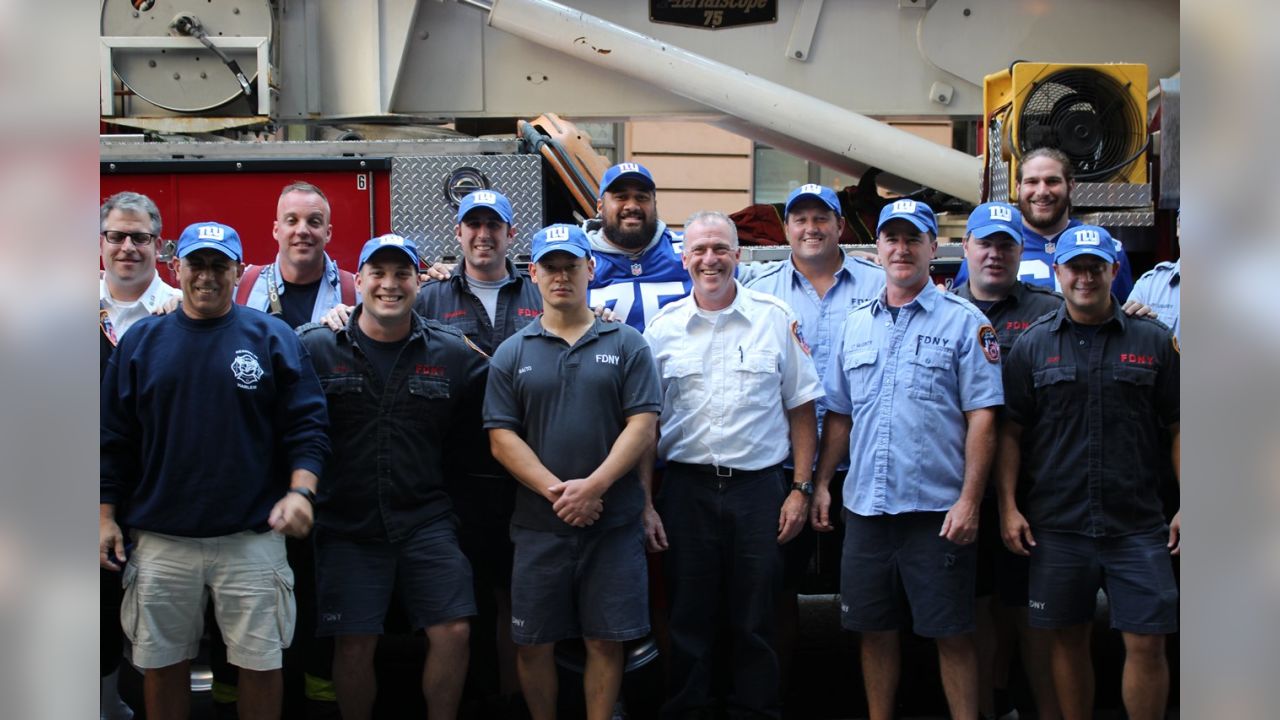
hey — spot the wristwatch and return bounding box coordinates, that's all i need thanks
[791,481,814,497]
[288,486,317,506]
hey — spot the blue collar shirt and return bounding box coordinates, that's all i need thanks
[823,283,1004,515]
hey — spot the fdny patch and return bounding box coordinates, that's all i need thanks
[790,320,812,356]
[231,349,265,389]
[978,324,1000,364]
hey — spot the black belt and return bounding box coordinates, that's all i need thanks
[666,461,784,479]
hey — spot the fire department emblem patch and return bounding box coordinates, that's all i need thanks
[231,349,265,389]
[791,320,812,356]
[631,262,643,276]
[978,324,1000,364]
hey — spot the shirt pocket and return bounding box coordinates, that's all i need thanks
[1112,364,1157,418]
[1031,365,1077,418]
[320,375,366,430]
[736,351,779,407]
[908,347,954,401]
[662,355,705,411]
[841,349,879,404]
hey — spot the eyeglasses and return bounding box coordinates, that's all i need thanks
[102,230,157,246]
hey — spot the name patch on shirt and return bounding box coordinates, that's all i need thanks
[596,354,620,365]
[1118,353,1156,366]
[415,364,447,377]
[918,335,951,347]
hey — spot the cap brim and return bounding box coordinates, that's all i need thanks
[532,244,590,262]
[968,224,1023,243]
[1055,247,1115,265]
[785,192,840,216]
[602,173,655,193]
[457,203,513,224]
[877,214,934,235]
[360,245,419,269]
[178,242,241,261]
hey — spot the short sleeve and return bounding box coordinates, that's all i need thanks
[956,315,1004,412]
[482,339,523,431]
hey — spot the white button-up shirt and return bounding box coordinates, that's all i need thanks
[100,272,181,340]
[645,281,824,470]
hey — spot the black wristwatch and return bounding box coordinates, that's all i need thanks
[791,481,814,497]
[288,486,317,506]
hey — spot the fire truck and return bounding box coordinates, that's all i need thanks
[100,1,1180,716]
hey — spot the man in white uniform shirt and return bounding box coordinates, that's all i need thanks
[644,211,822,719]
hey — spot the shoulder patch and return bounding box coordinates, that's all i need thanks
[978,324,1001,364]
[790,320,812,356]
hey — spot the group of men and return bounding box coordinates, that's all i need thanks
[100,150,1180,720]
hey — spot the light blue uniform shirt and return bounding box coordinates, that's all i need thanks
[824,282,1003,516]
[239,252,356,324]
[745,254,885,470]
[1127,259,1180,342]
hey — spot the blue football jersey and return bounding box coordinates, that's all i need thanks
[953,218,1134,300]
[587,226,692,331]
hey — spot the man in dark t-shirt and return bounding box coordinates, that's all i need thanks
[484,224,661,720]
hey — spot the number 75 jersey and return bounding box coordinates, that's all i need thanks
[588,228,692,332]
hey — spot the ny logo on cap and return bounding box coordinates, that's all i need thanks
[472,191,497,204]
[1074,230,1102,246]
[617,163,640,173]
[546,226,571,241]
[892,199,917,214]
[799,183,823,194]
[197,225,225,240]
[989,206,1013,222]
[380,234,405,246]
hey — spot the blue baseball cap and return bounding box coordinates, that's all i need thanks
[456,189,514,224]
[1054,225,1118,264]
[176,221,242,261]
[966,202,1024,244]
[876,198,938,235]
[358,234,420,269]
[599,162,655,194]
[531,224,592,263]
[784,183,841,217]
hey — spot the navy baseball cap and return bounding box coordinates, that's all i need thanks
[1054,225,1118,264]
[876,198,938,235]
[456,189,514,224]
[531,224,592,263]
[176,221,242,261]
[358,234,420,269]
[966,202,1024,244]
[784,183,841,216]
[599,162,655,194]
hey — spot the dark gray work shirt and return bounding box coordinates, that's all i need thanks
[1003,301,1180,537]
[483,317,661,534]
[952,280,1064,355]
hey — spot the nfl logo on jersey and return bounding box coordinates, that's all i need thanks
[631,262,643,276]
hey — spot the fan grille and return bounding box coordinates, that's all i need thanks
[1016,69,1145,181]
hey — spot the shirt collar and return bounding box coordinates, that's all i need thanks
[100,272,173,312]
[523,315,616,339]
[270,252,340,293]
[341,305,428,344]
[872,279,939,315]
[682,280,753,329]
[456,257,521,290]
[1168,259,1181,286]
[1048,296,1127,333]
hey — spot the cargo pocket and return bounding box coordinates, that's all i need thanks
[841,349,879,404]
[1032,365,1076,418]
[272,563,297,649]
[119,561,140,644]
[1113,364,1157,418]
[907,347,954,401]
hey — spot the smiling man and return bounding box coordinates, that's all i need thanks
[996,225,1180,720]
[951,148,1135,299]
[298,234,488,720]
[816,200,1003,720]
[101,221,329,720]
[238,181,358,328]
[484,224,660,720]
[644,211,822,719]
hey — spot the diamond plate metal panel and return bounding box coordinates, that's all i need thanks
[1071,183,1151,208]
[391,155,544,262]
[1076,211,1155,227]
[987,117,1010,202]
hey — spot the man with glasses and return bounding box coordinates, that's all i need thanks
[98,191,181,720]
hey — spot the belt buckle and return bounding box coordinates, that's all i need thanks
[715,465,733,478]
